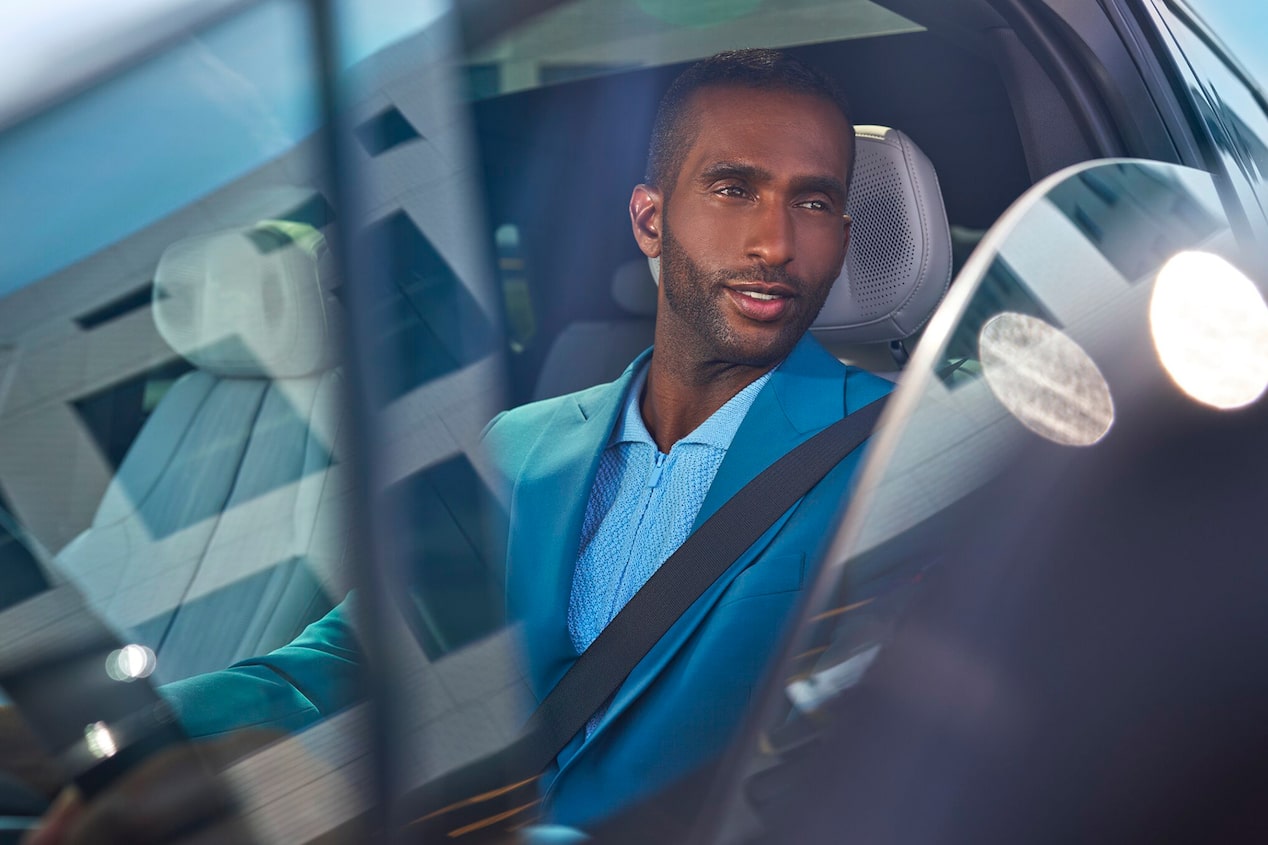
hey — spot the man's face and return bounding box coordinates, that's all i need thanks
[637,85,853,370]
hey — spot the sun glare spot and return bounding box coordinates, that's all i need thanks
[105,643,157,682]
[84,721,118,760]
[1150,250,1268,410]
[979,312,1114,447]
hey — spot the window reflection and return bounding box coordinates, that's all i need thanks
[105,643,157,682]
[979,312,1114,447]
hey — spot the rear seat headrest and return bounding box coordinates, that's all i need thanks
[643,125,951,345]
[813,125,952,344]
[153,220,342,378]
[612,259,659,317]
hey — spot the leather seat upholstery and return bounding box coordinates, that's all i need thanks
[56,220,348,684]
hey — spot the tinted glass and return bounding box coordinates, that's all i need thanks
[701,159,1260,842]
[5,0,1191,840]
[0,0,361,834]
[351,0,1032,836]
[1154,1,1268,229]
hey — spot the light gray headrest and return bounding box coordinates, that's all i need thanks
[813,125,952,343]
[153,221,341,377]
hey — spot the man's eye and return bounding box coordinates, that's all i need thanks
[716,185,751,199]
[797,199,833,212]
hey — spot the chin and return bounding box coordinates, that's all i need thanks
[714,327,803,369]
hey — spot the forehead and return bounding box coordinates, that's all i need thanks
[676,85,853,184]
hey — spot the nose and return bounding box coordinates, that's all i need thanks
[745,202,795,268]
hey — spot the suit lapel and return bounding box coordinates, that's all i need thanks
[695,335,848,528]
[558,336,849,769]
[509,350,651,701]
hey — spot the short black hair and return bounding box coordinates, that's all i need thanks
[645,48,856,195]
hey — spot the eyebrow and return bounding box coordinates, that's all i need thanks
[698,160,771,185]
[697,160,847,204]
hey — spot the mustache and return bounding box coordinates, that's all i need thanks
[704,264,802,289]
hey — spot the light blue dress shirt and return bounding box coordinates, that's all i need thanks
[567,363,773,658]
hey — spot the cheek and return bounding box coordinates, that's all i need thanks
[677,219,732,263]
[801,228,847,278]
[667,202,735,258]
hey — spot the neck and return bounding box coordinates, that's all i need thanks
[639,335,776,453]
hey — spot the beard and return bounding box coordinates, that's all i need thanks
[658,221,838,369]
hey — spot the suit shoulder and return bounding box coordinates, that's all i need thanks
[481,383,612,477]
[844,366,896,413]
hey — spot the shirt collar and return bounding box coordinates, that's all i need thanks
[610,360,775,452]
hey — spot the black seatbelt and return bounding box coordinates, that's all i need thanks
[406,394,888,836]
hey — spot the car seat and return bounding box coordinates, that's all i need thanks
[55,220,348,684]
[531,125,952,398]
[531,258,659,402]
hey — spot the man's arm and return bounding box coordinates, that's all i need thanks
[160,596,363,739]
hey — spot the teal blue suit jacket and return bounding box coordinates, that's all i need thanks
[163,334,891,829]
[481,335,891,826]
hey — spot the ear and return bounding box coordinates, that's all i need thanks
[630,184,663,258]
[841,212,853,257]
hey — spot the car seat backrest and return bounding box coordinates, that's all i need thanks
[56,220,349,684]
[531,259,658,401]
[533,126,953,398]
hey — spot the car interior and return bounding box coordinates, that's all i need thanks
[0,0,1175,678]
[356,0,1159,695]
[0,0,1235,839]
[477,24,1038,406]
[460,0,1201,408]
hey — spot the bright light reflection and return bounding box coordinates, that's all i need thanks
[84,721,118,760]
[979,312,1115,447]
[105,643,157,682]
[1150,251,1268,410]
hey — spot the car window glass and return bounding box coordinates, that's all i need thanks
[1182,2,1268,103]
[1154,1,1268,224]
[0,0,354,720]
[348,0,1029,825]
[0,1,324,297]
[701,160,1245,842]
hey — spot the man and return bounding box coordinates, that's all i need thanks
[479,49,890,826]
[24,48,891,840]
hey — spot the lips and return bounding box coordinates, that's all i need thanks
[725,282,795,322]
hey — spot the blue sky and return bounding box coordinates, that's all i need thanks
[1194,2,1268,94]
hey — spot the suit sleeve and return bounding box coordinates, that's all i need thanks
[160,595,363,738]
[161,405,541,739]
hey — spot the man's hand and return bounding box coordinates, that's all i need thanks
[21,730,279,845]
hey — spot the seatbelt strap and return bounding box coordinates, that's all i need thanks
[523,392,888,768]
[406,394,888,828]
